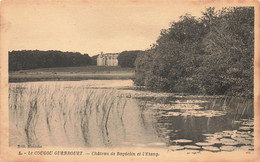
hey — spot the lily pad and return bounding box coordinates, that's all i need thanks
[196,142,215,146]
[170,100,208,104]
[184,145,201,150]
[222,141,239,146]
[239,127,252,131]
[205,139,221,145]
[170,104,204,110]
[240,119,250,121]
[204,114,214,118]
[236,131,249,135]
[233,138,253,145]
[241,123,254,127]
[232,121,242,124]
[202,146,220,152]
[214,132,223,135]
[194,114,208,117]
[246,137,254,141]
[220,138,235,143]
[223,134,231,138]
[213,134,223,139]
[205,136,216,140]
[165,112,181,116]
[237,134,251,138]
[220,146,236,151]
[223,130,233,134]
[172,139,193,145]
[231,134,240,139]
[203,134,214,137]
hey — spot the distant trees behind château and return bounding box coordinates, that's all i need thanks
[91,55,98,66]
[134,7,254,97]
[9,50,92,71]
[118,50,144,68]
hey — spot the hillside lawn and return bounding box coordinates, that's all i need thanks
[9,66,135,82]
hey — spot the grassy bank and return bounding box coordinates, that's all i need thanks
[9,66,135,82]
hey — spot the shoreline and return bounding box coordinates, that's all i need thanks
[9,72,135,83]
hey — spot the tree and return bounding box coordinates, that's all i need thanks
[9,50,92,71]
[199,7,254,96]
[118,50,142,68]
[134,7,254,97]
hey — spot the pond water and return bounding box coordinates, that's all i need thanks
[9,80,254,153]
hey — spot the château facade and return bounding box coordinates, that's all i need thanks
[97,53,119,66]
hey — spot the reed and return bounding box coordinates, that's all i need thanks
[9,82,128,147]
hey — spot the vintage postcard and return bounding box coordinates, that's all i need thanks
[0,0,259,161]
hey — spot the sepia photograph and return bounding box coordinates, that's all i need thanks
[0,0,259,161]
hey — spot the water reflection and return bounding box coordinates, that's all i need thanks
[9,80,254,153]
[134,93,254,152]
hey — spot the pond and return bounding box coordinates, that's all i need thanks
[9,80,254,153]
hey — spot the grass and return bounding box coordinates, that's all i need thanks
[11,66,134,73]
[9,66,135,82]
[204,96,254,121]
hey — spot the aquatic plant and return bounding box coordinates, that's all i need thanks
[9,82,129,147]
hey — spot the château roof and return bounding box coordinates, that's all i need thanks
[98,53,119,58]
[100,53,119,56]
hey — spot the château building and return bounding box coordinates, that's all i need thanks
[97,53,119,66]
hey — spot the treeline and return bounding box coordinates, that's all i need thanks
[9,50,92,71]
[134,7,254,97]
[91,55,98,66]
[118,50,144,68]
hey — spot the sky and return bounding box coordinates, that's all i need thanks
[1,1,228,56]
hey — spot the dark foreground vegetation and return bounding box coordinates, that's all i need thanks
[134,7,254,98]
